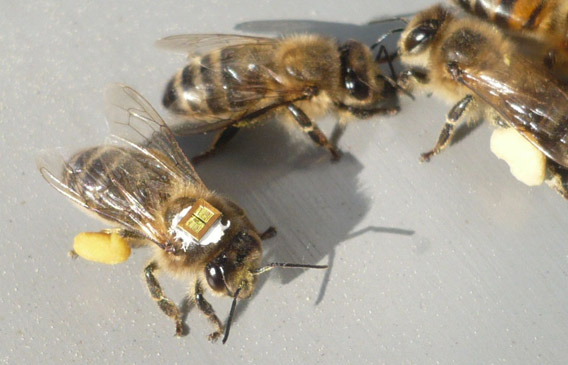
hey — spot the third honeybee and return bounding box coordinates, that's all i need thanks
[159,33,399,162]
[398,4,568,197]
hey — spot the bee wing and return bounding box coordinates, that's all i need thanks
[104,84,205,186]
[156,33,276,55]
[163,37,314,135]
[36,147,169,248]
[37,85,208,250]
[453,62,568,167]
[36,149,90,210]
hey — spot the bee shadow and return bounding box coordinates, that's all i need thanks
[177,118,414,322]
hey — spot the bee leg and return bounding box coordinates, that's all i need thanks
[421,95,474,162]
[397,68,429,91]
[193,281,224,342]
[330,117,349,147]
[375,44,397,80]
[545,161,568,199]
[259,226,277,240]
[144,261,184,336]
[100,228,149,248]
[191,126,240,164]
[544,49,557,70]
[332,102,400,145]
[286,104,341,161]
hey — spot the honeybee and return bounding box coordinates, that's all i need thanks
[451,0,568,71]
[37,84,327,343]
[398,4,568,197]
[159,33,400,163]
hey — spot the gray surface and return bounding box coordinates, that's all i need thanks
[2,0,568,363]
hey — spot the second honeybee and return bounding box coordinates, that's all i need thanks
[159,34,399,162]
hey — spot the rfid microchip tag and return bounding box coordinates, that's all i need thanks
[178,198,222,240]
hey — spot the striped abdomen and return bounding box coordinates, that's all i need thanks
[163,43,279,122]
[454,0,558,31]
[63,146,174,225]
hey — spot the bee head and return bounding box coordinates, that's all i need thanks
[399,5,451,59]
[209,230,328,344]
[204,229,262,299]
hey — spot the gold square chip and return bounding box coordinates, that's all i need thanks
[178,198,222,240]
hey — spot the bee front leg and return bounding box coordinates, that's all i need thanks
[421,95,474,162]
[191,126,240,164]
[259,226,277,240]
[286,104,341,161]
[375,44,397,80]
[330,117,349,147]
[193,281,224,342]
[397,68,429,91]
[144,261,183,336]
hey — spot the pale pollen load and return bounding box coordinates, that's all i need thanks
[490,128,546,186]
[73,232,131,264]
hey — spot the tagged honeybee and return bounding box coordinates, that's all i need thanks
[398,4,568,197]
[451,0,568,71]
[37,84,327,343]
[159,34,400,163]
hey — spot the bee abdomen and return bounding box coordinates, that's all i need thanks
[455,0,550,31]
[163,52,248,118]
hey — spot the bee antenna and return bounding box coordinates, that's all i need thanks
[370,28,405,51]
[378,74,415,100]
[252,262,329,275]
[368,16,409,26]
[222,287,241,344]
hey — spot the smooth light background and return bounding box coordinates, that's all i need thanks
[2,0,568,363]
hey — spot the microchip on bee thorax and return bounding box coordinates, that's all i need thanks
[178,198,222,240]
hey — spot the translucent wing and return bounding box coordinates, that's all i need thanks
[36,147,172,249]
[104,84,204,186]
[37,85,208,251]
[451,61,568,168]
[161,36,314,135]
[37,149,91,210]
[156,33,276,55]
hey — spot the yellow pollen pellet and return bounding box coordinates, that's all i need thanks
[73,231,131,264]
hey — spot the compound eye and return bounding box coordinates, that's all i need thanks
[205,263,225,292]
[404,21,439,53]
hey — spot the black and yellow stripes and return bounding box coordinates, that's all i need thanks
[454,0,552,31]
[162,45,274,120]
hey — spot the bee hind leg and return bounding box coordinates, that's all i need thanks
[286,104,341,161]
[144,261,184,336]
[421,95,474,162]
[545,161,568,199]
[191,126,239,164]
[102,228,148,248]
[193,281,224,342]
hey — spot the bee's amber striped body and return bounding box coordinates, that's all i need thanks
[160,34,398,161]
[454,0,568,45]
[163,36,342,126]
